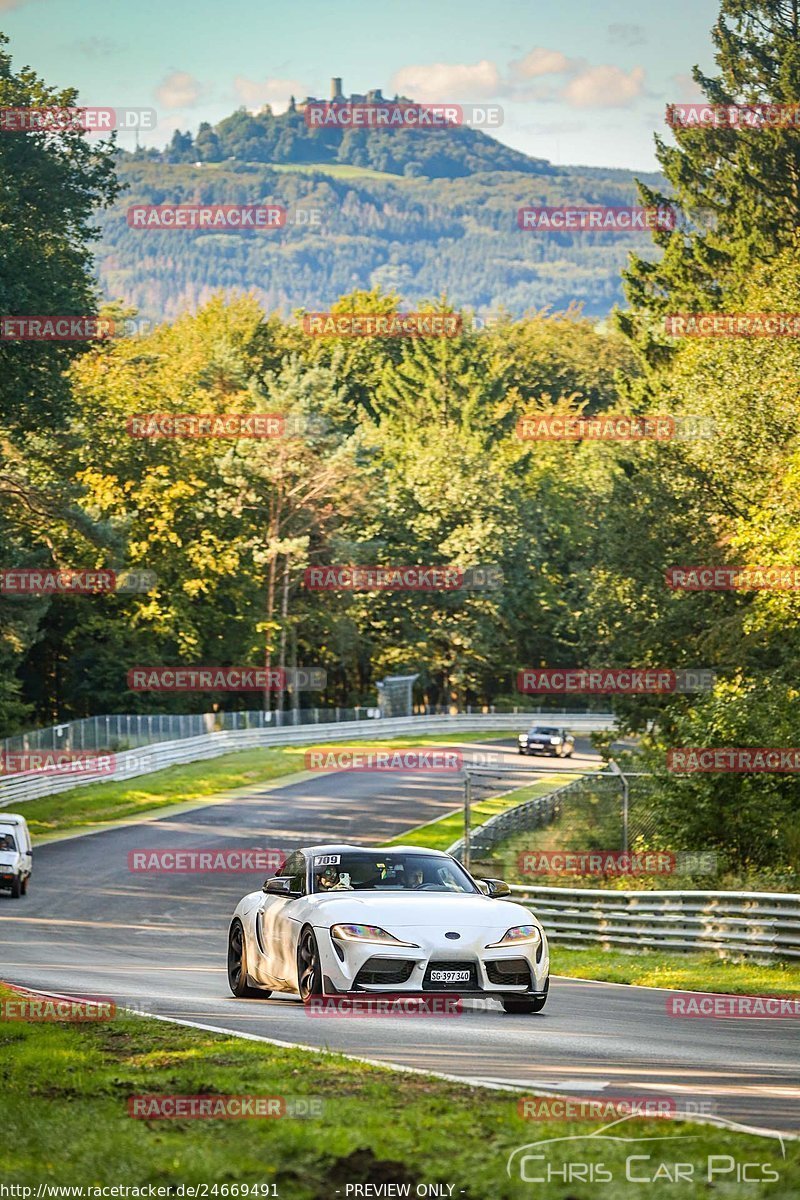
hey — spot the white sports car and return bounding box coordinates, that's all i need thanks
[227,844,549,1014]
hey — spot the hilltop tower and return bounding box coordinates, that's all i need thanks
[331,77,345,102]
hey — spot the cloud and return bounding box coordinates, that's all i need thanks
[490,47,647,109]
[390,60,501,101]
[562,64,645,109]
[155,71,206,111]
[233,76,308,113]
[73,36,125,58]
[510,47,575,79]
[607,23,647,47]
[670,72,706,102]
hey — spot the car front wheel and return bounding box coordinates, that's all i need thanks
[227,919,271,999]
[297,926,324,1001]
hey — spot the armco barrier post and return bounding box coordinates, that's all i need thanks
[608,758,629,852]
[463,774,472,872]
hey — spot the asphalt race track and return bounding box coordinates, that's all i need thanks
[1,737,798,1137]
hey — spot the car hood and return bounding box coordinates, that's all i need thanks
[306,891,539,931]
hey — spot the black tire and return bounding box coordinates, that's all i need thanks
[297,925,323,1002]
[227,919,271,999]
[20,875,28,896]
[517,747,525,755]
[9,876,21,899]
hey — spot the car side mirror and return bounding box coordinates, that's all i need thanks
[478,877,511,898]
[263,876,296,895]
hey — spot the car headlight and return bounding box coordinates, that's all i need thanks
[486,924,542,948]
[330,923,419,947]
[518,734,527,742]
[550,737,561,744]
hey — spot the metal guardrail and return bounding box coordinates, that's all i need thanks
[0,705,611,755]
[0,712,616,808]
[0,707,379,755]
[509,885,800,960]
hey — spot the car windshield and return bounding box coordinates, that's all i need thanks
[0,830,17,852]
[310,852,478,894]
[530,727,559,735]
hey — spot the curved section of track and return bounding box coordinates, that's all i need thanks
[2,739,797,1135]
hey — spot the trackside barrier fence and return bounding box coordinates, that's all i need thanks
[508,884,800,960]
[0,712,615,808]
[0,706,606,756]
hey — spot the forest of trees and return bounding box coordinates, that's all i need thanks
[2,0,800,879]
[102,64,665,324]
[97,158,664,324]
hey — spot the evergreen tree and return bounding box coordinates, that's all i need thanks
[165,129,195,162]
[621,0,800,359]
[195,122,223,162]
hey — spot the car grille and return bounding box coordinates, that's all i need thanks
[354,957,416,986]
[486,959,531,987]
[422,960,477,990]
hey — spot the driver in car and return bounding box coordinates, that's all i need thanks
[317,865,353,890]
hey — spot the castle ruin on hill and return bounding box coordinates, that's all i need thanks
[291,78,413,112]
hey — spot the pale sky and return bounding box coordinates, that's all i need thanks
[1,0,720,169]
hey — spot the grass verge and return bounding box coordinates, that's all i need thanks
[9,731,513,840]
[550,946,800,996]
[0,983,794,1196]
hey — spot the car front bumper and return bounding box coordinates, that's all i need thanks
[314,924,550,996]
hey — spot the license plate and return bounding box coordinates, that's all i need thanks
[430,969,470,983]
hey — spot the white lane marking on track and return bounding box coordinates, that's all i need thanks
[481,1078,612,1091]
[0,915,200,932]
[1,963,223,971]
